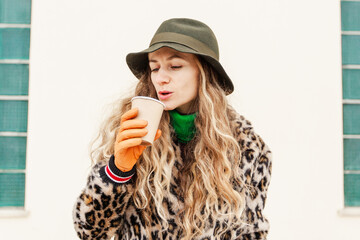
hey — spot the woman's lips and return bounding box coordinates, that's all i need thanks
[158,91,173,100]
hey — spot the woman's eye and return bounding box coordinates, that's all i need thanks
[171,66,182,69]
[151,68,159,72]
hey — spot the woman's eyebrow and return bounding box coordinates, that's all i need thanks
[167,54,183,60]
[149,54,184,63]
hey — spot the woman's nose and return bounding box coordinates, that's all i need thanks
[155,69,170,85]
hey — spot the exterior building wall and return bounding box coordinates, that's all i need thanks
[1,0,359,239]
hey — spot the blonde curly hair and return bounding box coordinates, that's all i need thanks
[90,56,245,239]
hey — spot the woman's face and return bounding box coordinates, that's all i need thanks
[148,47,200,114]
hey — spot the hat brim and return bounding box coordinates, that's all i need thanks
[126,42,234,95]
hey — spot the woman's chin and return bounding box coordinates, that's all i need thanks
[164,106,176,111]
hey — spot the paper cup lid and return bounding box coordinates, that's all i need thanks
[131,96,166,108]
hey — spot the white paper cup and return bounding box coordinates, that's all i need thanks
[131,96,165,146]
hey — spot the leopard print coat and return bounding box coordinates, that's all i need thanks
[73,112,272,240]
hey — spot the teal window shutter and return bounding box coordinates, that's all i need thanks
[0,64,29,95]
[341,0,360,207]
[0,0,31,24]
[0,172,25,207]
[0,0,31,209]
[0,28,30,59]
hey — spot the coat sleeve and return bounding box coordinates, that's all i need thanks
[240,133,272,240]
[229,111,272,239]
[72,156,135,240]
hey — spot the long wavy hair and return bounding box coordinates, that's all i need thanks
[90,56,245,239]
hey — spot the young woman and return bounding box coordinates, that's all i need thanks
[73,18,272,240]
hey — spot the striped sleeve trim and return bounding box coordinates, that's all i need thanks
[105,164,134,183]
[100,155,136,184]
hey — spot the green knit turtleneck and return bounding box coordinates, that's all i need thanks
[169,110,197,143]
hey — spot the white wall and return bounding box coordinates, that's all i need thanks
[1,0,359,239]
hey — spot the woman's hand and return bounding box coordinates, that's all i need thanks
[114,108,161,172]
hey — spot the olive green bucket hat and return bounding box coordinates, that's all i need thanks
[126,18,234,95]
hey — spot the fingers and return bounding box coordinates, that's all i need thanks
[120,108,139,123]
[117,138,143,150]
[116,120,147,143]
[119,119,148,132]
[117,109,162,147]
[117,128,148,143]
[154,129,162,141]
